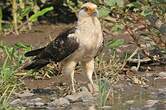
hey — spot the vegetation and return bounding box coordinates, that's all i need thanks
[0,0,53,35]
[0,0,165,109]
[0,43,31,109]
[0,85,16,110]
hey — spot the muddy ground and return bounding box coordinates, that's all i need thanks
[0,24,166,110]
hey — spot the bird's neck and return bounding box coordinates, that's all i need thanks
[75,17,101,42]
[77,17,98,28]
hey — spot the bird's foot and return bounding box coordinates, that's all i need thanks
[88,83,99,96]
[69,84,76,94]
[71,88,76,94]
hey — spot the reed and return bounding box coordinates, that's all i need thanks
[12,0,19,35]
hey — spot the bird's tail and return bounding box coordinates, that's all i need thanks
[25,47,45,57]
[23,60,49,70]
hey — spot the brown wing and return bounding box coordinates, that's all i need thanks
[23,27,79,70]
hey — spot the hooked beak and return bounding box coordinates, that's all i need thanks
[87,8,97,16]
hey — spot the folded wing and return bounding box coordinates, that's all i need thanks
[23,28,79,70]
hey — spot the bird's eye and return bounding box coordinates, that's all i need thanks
[81,7,88,11]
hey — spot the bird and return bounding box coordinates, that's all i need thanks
[23,2,103,93]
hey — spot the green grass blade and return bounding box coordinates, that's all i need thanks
[29,6,53,23]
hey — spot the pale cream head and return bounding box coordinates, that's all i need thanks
[78,2,98,18]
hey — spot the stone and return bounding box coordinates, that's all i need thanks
[49,98,70,106]
[145,72,154,77]
[130,66,138,71]
[80,86,89,92]
[31,98,42,102]
[125,100,135,104]
[21,99,29,105]
[88,105,97,110]
[35,102,45,106]
[157,88,166,99]
[15,90,34,98]
[65,91,94,103]
[26,102,35,106]
[99,106,112,110]
[23,98,45,107]
[144,100,159,108]
[158,72,166,78]
[65,94,82,103]
[10,99,22,106]
[46,107,58,110]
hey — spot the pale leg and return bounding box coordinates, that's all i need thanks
[70,70,75,93]
[62,61,77,93]
[82,59,95,93]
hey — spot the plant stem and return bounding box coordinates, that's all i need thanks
[12,0,19,35]
[0,7,2,32]
[26,15,31,30]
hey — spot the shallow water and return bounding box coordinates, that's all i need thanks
[20,68,166,110]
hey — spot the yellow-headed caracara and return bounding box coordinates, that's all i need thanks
[23,2,103,93]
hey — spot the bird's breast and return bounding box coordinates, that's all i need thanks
[76,34,101,61]
[65,19,103,62]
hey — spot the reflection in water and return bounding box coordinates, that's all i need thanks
[105,77,166,110]
[88,105,96,110]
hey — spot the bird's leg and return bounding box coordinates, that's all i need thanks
[82,59,95,93]
[70,70,76,93]
[62,61,77,93]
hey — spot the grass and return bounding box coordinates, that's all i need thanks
[0,42,32,80]
[97,78,111,107]
[0,43,31,109]
[95,52,125,108]
[0,84,16,110]
[93,36,127,108]
[0,1,53,35]
[0,43,31,80]
[0,42,61,109]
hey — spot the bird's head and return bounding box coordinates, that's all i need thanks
[78,2,98,18]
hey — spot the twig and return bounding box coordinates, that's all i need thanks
[127,47,139,61]
[136,53,141,71]
[125,25,154,60]
[127,58,151,63]
[5,21,28,35]
[103,17,117,23]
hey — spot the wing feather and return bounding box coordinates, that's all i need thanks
[24,47,45,57]
[23,27,79,70]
